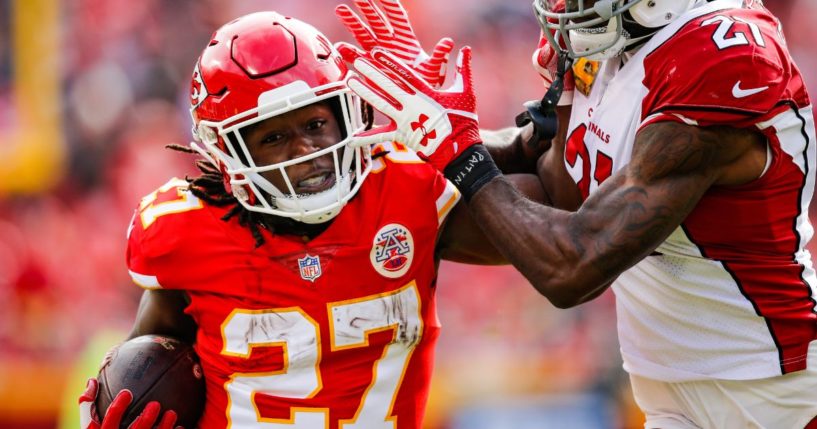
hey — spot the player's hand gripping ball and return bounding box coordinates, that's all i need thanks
[95,335,205,428]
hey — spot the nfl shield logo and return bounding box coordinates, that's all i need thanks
[298,254,322,282]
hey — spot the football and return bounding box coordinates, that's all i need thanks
[95,335,206,428]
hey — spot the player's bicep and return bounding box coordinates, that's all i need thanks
[437,173,546,265]
[128,289,197,343]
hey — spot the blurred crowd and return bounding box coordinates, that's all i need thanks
[0,0,815,428]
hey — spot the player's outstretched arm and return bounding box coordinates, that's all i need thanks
[437,173,548,265]
[341,38,764,307]
[467,121,766,307]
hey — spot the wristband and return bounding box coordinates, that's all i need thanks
[443,144,502,201]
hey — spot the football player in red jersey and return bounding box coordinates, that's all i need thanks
[340,0,817,427]
[77,11,548,429]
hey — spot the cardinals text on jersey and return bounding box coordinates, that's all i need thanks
[564,0,817,382]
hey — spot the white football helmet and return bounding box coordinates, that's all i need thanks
[534,0,700,60]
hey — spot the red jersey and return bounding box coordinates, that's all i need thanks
[126,142,460,428]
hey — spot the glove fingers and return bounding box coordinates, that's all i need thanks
[337,41,364,64]
[335,5,378,51]
[79,378,99,404]
[79,379,99,428]
[128,401,160,429]
[418,37,455,87]
[427,38,455,67]
[347,76,402,119]
[100,390,133,429]
[378,0,415,33]
[449,46,474,94]
[335,41,367,61]
[376,0,422,56]
[343,43,413,101]
[369,49,428,90]
[353,0,392,40]
[532,37,556,85]
[350,125,397,148]
[156,410,179,429]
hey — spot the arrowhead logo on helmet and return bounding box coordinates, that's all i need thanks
[191,63,209,108]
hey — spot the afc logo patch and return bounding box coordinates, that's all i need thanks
[370,223,414,279]
[298,254,322,282]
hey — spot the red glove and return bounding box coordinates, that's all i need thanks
[531,0,573,105]
[79,378,181,429]
[532,32,574,105]
[335,0,454,88]
[341,44,481,172]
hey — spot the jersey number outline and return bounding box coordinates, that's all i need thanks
[221,282,423,428]
[565,124,613,199]
[701,15,766,50]
[137,177,203,229]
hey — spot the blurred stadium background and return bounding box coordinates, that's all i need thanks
[0,0,815,428]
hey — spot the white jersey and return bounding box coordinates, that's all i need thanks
[565,0,817,382]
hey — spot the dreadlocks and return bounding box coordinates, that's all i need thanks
[166,143,269,246]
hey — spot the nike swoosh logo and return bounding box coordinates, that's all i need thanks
[732,81,769,98]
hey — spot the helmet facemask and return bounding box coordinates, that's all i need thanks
[534,0,698,60]
[192,80,372,224]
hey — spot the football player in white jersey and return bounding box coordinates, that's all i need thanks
[337,0,817,427]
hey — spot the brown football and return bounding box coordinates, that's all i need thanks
[95,335,205,428]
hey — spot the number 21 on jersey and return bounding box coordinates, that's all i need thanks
[221,282,422,428]
[565,124,613,199]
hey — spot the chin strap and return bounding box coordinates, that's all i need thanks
[514,51,573,147]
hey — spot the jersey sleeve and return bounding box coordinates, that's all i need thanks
[433,172,461,227]
[639,9,793,129]
[372,141,461,228]
[126,177,212,291]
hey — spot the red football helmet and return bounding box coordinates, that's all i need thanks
[189,12,372,224]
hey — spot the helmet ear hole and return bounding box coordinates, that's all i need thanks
[629,0,697,28]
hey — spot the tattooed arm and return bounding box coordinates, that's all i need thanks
[467,121,767,308]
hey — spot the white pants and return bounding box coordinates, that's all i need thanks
[630,363,817,429]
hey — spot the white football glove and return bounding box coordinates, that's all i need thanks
[341,45,481,172]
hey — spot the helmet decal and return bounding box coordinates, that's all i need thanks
[191,63,209,109]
